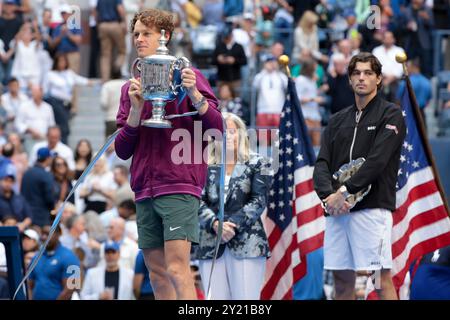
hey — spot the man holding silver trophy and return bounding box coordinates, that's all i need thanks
[313,52,406,300]
[114,9,223,300]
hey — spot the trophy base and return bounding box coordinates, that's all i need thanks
[141,118,172,128]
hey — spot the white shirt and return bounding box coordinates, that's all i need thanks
[1,92,29,119]
[80,266,135,300]
[44,69,89,103]
[45,0,66,25]
[29,141,75,170]
[100,79,127,122]
[295,75,322,122]
[15,100,56,137]
[253,69,288,114]
[372,45,405,79]
[11,41,41,78]
[83,171,117,202]
[233,28,252,60]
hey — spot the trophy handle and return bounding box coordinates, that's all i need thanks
[131,58,142,79]
[171,57,191,95]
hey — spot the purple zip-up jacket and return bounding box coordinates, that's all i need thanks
[115,68,223,201]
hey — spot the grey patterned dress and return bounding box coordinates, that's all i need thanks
[194,154,273,260]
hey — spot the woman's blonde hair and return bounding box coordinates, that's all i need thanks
[208,112,249,165]
[298,10,318,34]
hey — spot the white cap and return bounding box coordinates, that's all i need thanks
[243,12,255,20]
[59,4,73,14]
[24,229,40,242]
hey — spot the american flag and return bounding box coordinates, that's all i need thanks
[261,79,325,300]
[367,78,450,299]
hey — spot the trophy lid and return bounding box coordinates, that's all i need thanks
[156,29,169,55]
[141,29,176,62]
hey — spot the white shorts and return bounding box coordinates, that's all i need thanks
[324,208,393,271]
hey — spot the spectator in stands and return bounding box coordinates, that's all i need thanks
[273,5,294,57]
[7,132,28,188]
[80,241,135,300]
[0,164,32,231]
[201,0,224,29]
[43,54,93,143]
[98,164,133,229]
[22,228,40,266]
[95,0,127,82]
[274,0,317,25]
[255,4,274,50]
[118,199,138,243]
[218,83,248,125]
[223,0,243,19]
[1,78,28,130]
[29,126,75,171]
[59,202,77,235]
[328,38,354,76]
[401,0,434,78]
[396,58,432,125]
[113,164,134,206]
[79,155,116,214]
[74,138,93,180]
[295,58,324,149]
[253,54,288,147]
[0,0,23,86]
[122,0,145,78]
[50,156,74,209]
[232,13,256,90]
[28,224,80,300]
[99,217,138,270]
[88,0,100,78]
[21,147,55,227]
[48,4,83,73]
[326,53,355,114]
[292,10,328,65]
[212,25,247,92]
[14,85,55,152]
[196,112,273,299]
[0,122,6,147]
[100,69,127,138]
[10,21,43,92]
[0,141,17,178]
[292,49,326,87]
[372,31,405,101]
[60,214,100,270]
[133,249,154,299]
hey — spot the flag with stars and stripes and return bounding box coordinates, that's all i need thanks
[367,76,450,299]
[260,79,325,300]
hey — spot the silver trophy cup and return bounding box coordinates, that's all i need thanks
[131,30,191,128]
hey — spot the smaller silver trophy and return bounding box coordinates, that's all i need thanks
[332,157,371,207]
[131,30,191,128]
[323,157,371,215]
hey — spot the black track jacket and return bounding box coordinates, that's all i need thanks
[313,94,406,212]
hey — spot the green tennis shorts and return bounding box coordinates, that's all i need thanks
[135,194,200,249]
